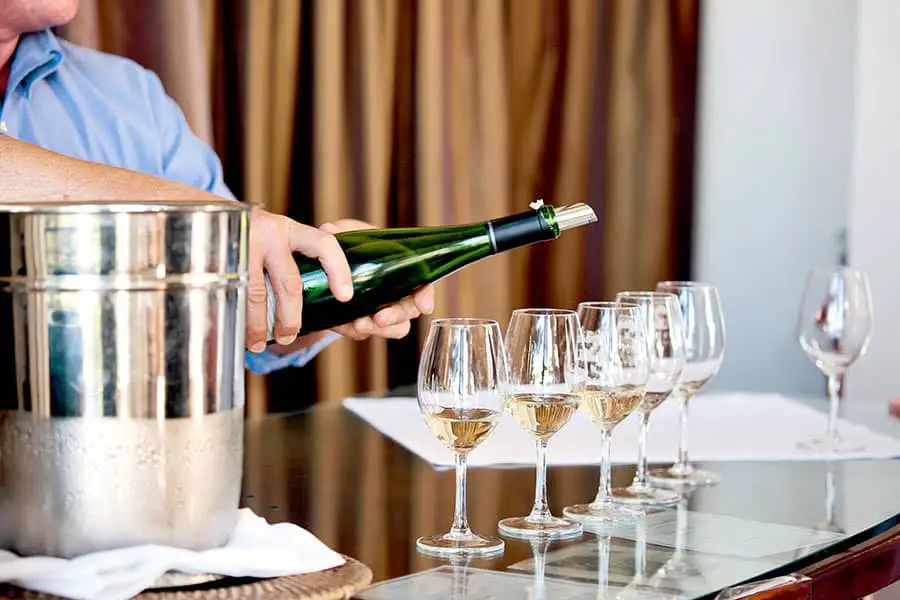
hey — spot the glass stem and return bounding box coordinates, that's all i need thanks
[825,463,837,525]
[592,429,613,506]
[676,394,692,474]
[449,452,471,537]
[826,374,841,440]
[531,539,548,600]
[633,412,650,487]
[449,556,470,597]
[635,516,647,581]
[529,440,551,521]
[674,496,688,556]
[598,534,611,599]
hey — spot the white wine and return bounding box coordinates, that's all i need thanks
[638,390,672,414]
[675,376,712,399]
[423,407,500,454]
[506,393,579,441]
[580,385,644,430]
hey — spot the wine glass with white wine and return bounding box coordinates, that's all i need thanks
[797,267,873,453]
[649,282,725,488]
[563,302,650,524]
[417,318,508,556]
[612,292,686,507]
[498,309,585,539]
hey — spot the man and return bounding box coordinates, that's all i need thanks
[0,0,433,375]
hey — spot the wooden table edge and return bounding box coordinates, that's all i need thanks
[738,520,900,599]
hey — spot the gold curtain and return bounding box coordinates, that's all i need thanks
[58,0,700,407]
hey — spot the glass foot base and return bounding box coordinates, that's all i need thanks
[612,484,679,507]
[814,521,845,535]
[649,465,721,488]
[498,515,583,539]
[652,556,703,583]
[416,532,504,557]
[798,434,863,454]
[562,502,642,525]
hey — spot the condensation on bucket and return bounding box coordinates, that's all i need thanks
[0,407,244,558]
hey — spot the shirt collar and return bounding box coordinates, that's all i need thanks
[8,29,64,98]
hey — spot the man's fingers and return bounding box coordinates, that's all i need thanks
[319,222,339,235]
[375,321,411,339]
[265,238,303,346]
[321,219,376,233]
[334,317,375,341]
[246,246,269,352]
[288,221,353,302]
[413,284,436,315]
[333,315,413,341]
[373,297,420,329]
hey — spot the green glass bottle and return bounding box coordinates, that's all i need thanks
[265,201,597,339]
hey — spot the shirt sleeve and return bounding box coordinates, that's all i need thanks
[143,69,338,374]
[143,70,234,199]
[244,332,342,376]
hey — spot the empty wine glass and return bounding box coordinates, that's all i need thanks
[612,292,686,507]
[563,302,650,524]
[498,309,585,539]
[649,282,726,487]
[797,267,873,453]
[417,318,508,556]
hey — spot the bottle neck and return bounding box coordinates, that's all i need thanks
[487,207,560,253]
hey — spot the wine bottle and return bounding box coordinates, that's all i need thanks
[264,201,597,340]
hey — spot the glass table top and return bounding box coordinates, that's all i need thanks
[241,392,900,599]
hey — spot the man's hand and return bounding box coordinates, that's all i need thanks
[246,208,353,352]
[320,219,435,341]
[268,218,435,356]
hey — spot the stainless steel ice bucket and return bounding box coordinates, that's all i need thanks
[0,201,250,557]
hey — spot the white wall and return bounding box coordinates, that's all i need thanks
[693,0,858,395]
[845,0,900,405]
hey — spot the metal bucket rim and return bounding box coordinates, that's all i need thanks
[0,201,251,215]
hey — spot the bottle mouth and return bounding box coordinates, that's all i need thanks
[554,203,598,231]
[511,308,578,317]
[617,291,678,300]
[430,318,500,328]
[578,301,638,312]
[657,280,716,290]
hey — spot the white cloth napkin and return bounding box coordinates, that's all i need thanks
[0,508,345,600]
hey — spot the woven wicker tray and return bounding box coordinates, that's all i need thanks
[3,555,373,600]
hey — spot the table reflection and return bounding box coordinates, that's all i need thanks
[240,400,900,599]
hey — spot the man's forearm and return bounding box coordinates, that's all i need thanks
[0,135,333,358]
[0,136,219,203]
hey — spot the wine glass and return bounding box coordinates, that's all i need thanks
[797,267,873,452]
[563,302,650,524]
[498,309,585,539]
[612,292,685,507]
[649,282,726,487]
[416,318,508,556]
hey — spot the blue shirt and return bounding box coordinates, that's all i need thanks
[1,30,335,375]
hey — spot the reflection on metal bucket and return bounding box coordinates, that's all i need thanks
[0,201,250,557]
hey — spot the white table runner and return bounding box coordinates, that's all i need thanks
[343,393,900,468]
